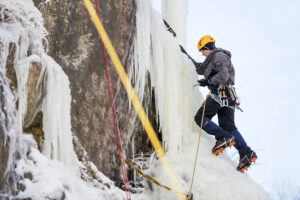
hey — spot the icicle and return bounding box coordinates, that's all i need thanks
[41,53,79,174]
[0,0,48,174]
[0,38,18,175]
[130,0,152,102]
[0,1,127,199]
[133,0,200,156]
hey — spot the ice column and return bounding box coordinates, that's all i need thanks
[134,0,201,157]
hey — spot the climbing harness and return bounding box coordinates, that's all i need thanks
[208,84,243,112]
[218,84,229,106]
[94,0,131,199]
[83,1,186,199]
[189,94,210,198]
[228,85,243,112]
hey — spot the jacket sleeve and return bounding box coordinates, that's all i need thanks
[208,52,230,86]
[187,54,205,75]
[195,62,205,75]
[181,50,205,75]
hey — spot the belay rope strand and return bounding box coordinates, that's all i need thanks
[189,94,210,197]
[94,0,131,199]
[83,1,187,198]
[162,19,211,199]
[125,94,210,200]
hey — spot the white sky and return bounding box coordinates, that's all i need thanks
[154,0,300,197]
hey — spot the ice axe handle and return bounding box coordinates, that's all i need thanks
[236,105,244,112]
[163,19,176,37]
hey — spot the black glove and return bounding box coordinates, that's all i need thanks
[197,79,208,87]
[179,45,187,54]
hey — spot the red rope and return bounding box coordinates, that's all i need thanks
[94,1,131,199]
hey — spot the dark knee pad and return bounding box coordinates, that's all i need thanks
[218,107,237,132]
[219,119,237,132]
[194,108,206,126]
[194,113,202,127]
[195,97,221,126]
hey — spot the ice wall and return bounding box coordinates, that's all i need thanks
[133,0,269,199]
[162,0,188,45]
[134,0,201,157]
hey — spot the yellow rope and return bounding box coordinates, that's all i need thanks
[189,94,210,195]
[82,0,186,199]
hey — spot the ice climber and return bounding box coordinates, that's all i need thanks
[180,35,257,172]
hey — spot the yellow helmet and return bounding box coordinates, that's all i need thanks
[197,35,215,51]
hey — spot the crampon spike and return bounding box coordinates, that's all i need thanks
[213,147,224,155]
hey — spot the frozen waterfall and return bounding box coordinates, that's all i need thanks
[0,0,126,199]
[133,0,269,199]
[133,0,201,157]
[0,0,269,199]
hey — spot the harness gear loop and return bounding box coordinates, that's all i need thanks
[215,84,243,111]
[189,94,210,195]
[228,85,243,112]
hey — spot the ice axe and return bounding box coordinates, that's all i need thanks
[163,19,176,37]
[163,19,190,58]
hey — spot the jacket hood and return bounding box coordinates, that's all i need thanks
[215,48,232,58]
[204,48,232,64]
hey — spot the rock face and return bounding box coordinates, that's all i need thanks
[0,0,156,187]
[23,62,45,151]
[0,43,15,188]
[33,0,155,185]
[0,119,9,187]
[0,42,45,186]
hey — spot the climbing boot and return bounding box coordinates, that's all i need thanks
[237,150,257,172]
[212,135,235,155]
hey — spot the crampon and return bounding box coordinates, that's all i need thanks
[212,135,235,155]
[237,151,257,172]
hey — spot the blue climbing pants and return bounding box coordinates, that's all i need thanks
[194,96,247,151]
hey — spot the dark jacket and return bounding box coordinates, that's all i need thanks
[188,48,235,93]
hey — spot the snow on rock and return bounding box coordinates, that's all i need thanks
[14,135,125,200]
[0,0,270,199]
[0,0,126,199]
[132,0,269,199]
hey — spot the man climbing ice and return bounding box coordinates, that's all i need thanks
[180,35,257,172]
